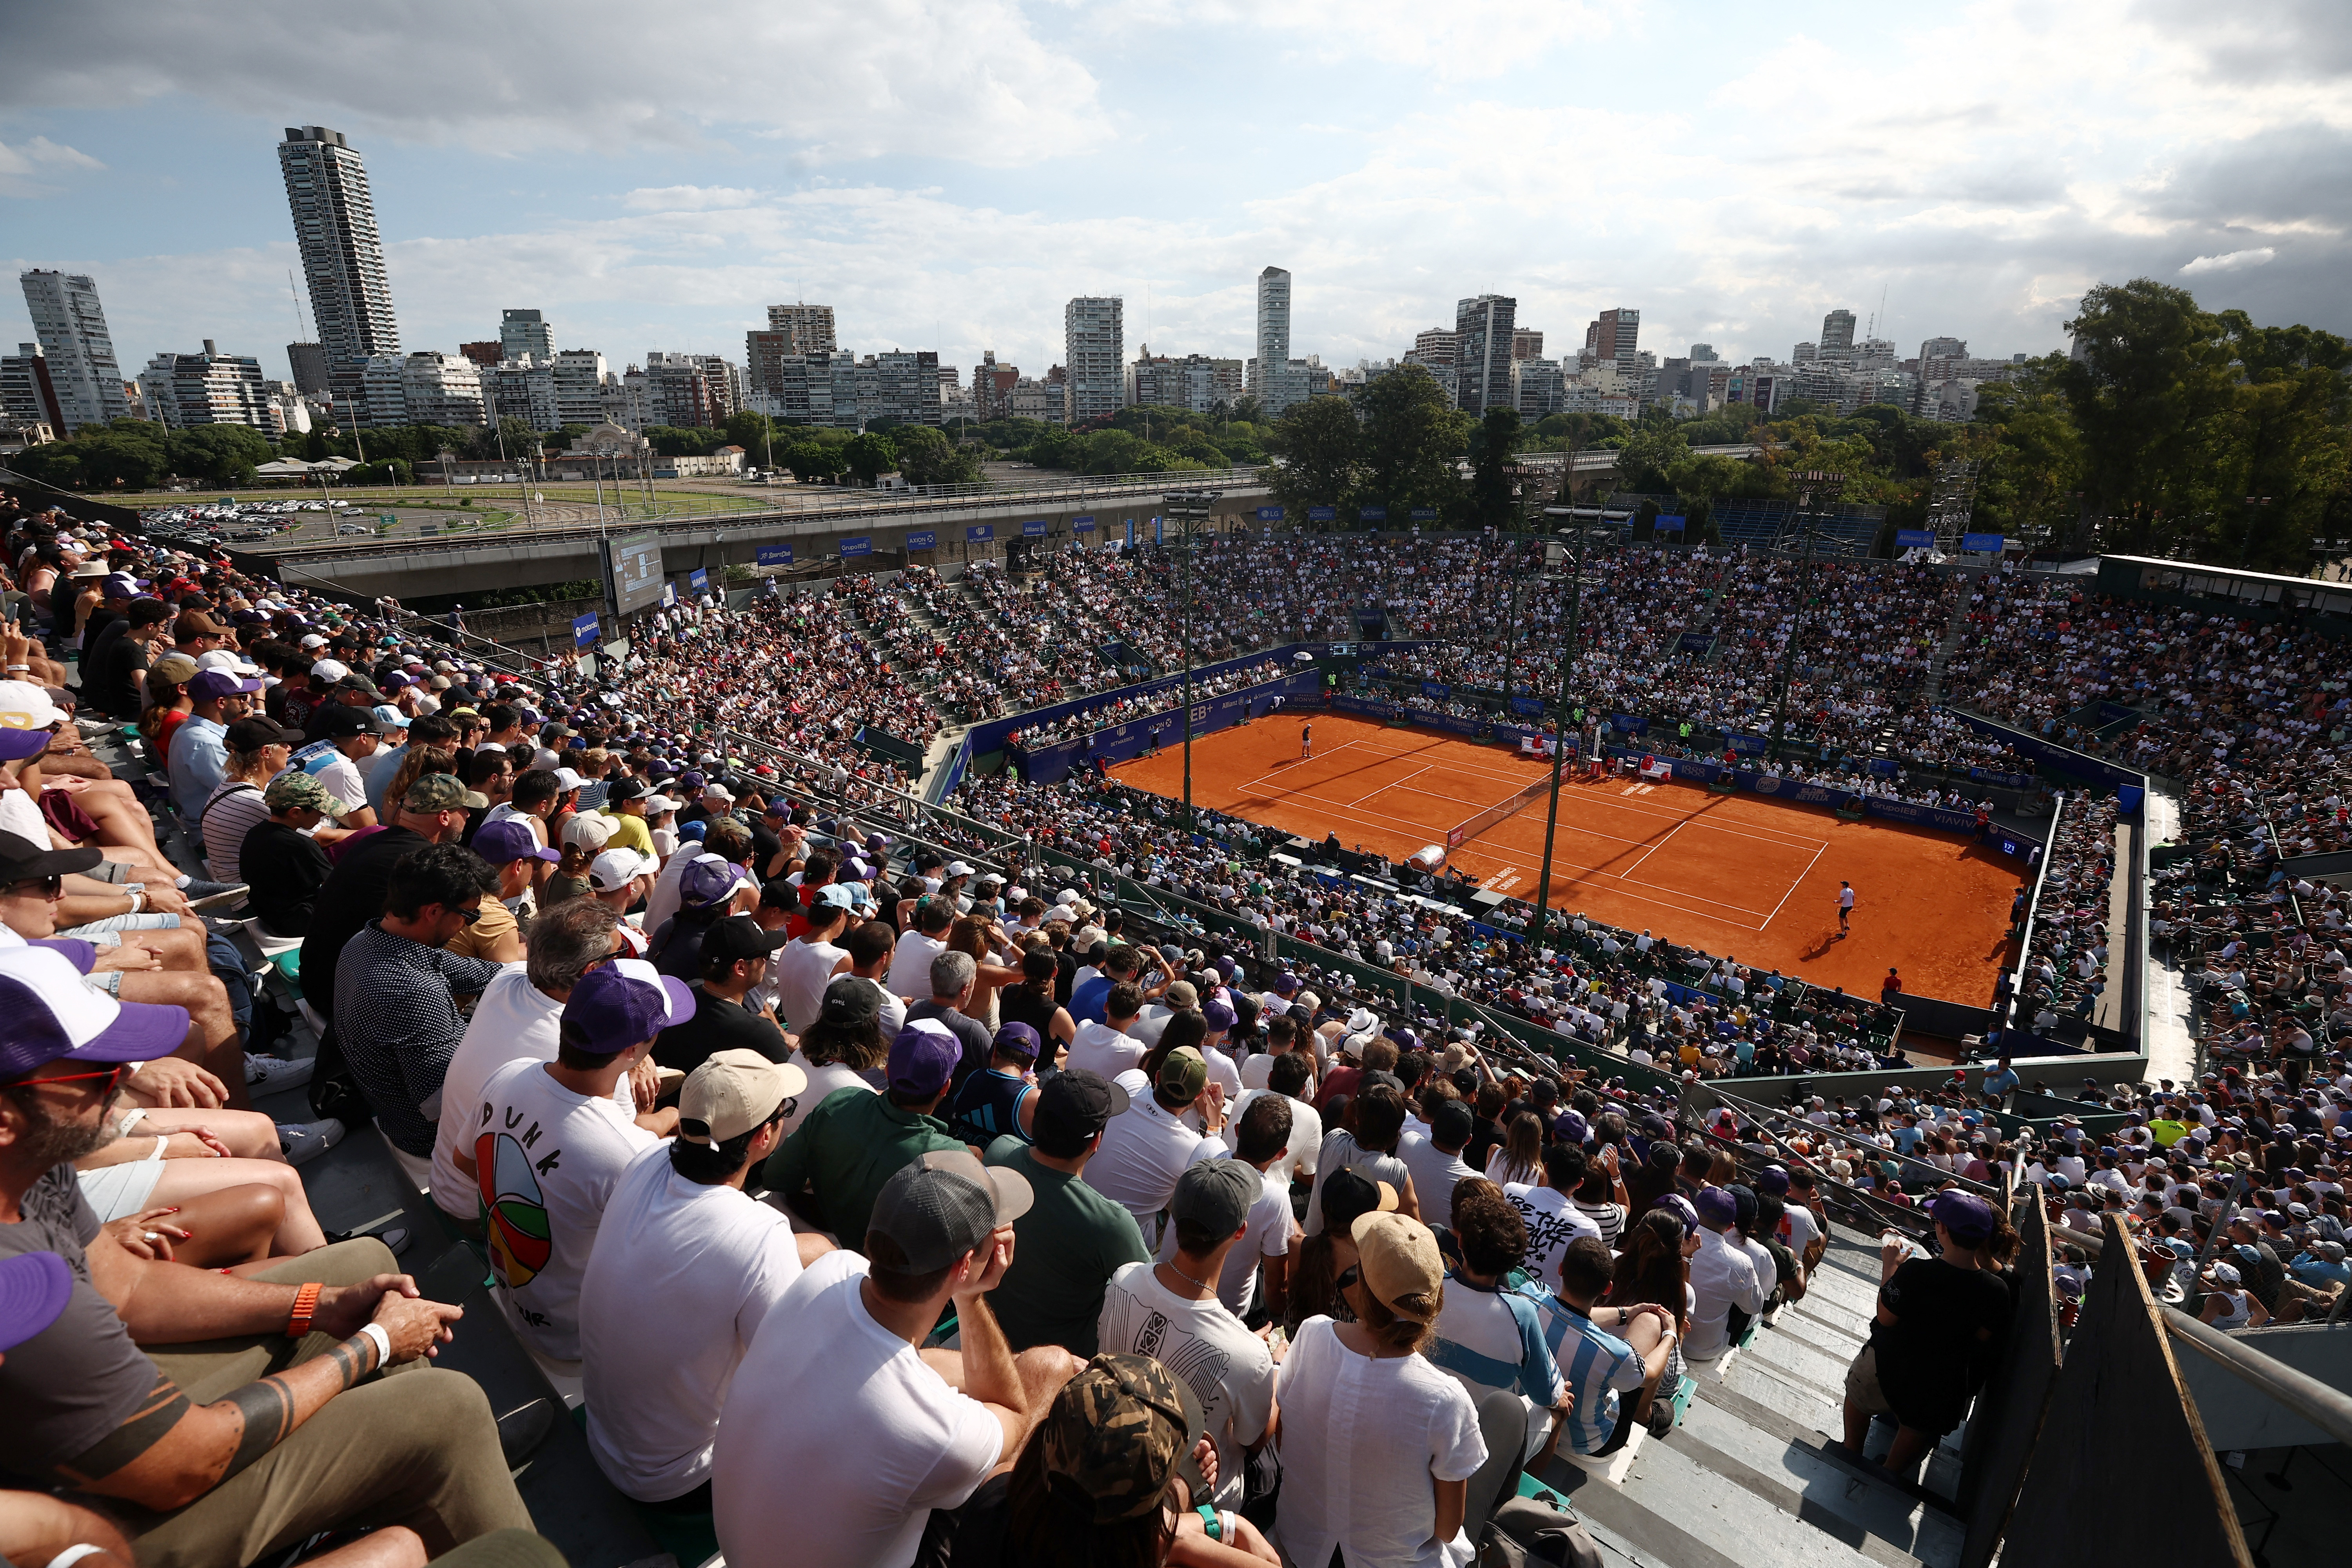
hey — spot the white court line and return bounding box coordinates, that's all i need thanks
[1758,838,1829,931]
[1234,738,1376,797]
[1561,789,1829,852]
[1617,816,1689,881]
[1352,764,1432,807]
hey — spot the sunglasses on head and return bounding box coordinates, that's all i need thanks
[455,905,483,925]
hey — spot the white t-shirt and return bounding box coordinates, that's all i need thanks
[1273,1315,1487,1568]
[1398,1132,1475,1227]
[483,800,548,847]
[1503,1183,1601,1285]
[771,937,848,1037]
[433,965,632,1220]
[1087,1093,1225,1225]
[713,1250,1002,1568]
[1152,1158,1292,1317]
[0,786,48,844]
[473,1056,661,1361]
[580,1145,804,1502]
[1067,1018,1147,1080]
[777,1051,877,1141]
[1096,1260,1277,1510]
[1223,1088,1322,1187]
[885,929,948,999]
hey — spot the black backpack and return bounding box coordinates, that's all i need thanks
[1478,1496,1605,1568]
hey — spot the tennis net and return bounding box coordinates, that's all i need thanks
[1445,777,1548,849]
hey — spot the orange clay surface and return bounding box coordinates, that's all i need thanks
[1109,713,2020,1005]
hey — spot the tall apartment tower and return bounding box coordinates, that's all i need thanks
[1412,328,1459,366]
[17,271,129,433]
[500,309,554,363]
[285,342,330,396]
[766,303,837,356]
[1252,267,1292,400]
[1063,296,1124,424]
[1820,309,1857,358]
[1583,308,1641,374]
[1453,294,1517,416]
[278,127,400,419]
[1510,328,1545,361]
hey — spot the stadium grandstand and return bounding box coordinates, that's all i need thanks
[0,476,2343,1568]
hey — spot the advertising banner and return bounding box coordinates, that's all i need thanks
[905,530,938,551]
[1022,519,1047,537]
[571,613,601,648]
[966,524,994,543]
[756,543,793,567]
[839,535,872,559]
[1895,529,1936,550]
[1962,532,2006,554]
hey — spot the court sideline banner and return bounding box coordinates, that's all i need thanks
[1006,672,1322,785]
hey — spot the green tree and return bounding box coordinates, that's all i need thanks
[1268,397,1363,524]
[2204,314,2351,571]
[777,438,845,483]
[1973,366,2085,548]
[1465,407,1524,528]
[1612,425,1688,494]
[1355,366,1468,523]
[893,425,984,486]
[842,430,898,485]
[2056,278,2242,554]
[164,425,274,485]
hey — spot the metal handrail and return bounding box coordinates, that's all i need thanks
[2160,1305,2352,1449]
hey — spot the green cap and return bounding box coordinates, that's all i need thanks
[1155,1045,1208,1102]
[1039,1354,1205,1523]
[403,773,489,812]
[265,771,348,818]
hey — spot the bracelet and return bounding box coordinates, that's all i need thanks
[357,1321,392,1368]
[125,888,144,914]
[1196,1504,1220,1541]
[287,1281,323,1338]
[45,1545,107,1568]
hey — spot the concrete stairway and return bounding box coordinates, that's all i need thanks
[1920,572,1978,710]
[1528,1224,1964,1568]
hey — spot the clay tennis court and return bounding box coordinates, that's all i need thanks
[1108,712,2021,1004]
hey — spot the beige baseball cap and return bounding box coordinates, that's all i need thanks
[1351,1210,1446,1324]
[678,1048,807,1144]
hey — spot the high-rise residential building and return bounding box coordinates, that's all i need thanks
[286,342,330,397]
[136,341,277,432]
[1454,294,1517,416]
[1,345,64,432]
[1412,328,1458,367]
[973,351,1020,422]
[1063,297,1124,424]
[485,360,561,432]
[866,351,942,427]
[765,304,837,356]
[1252,267,1292,404]
[1819,309,1857,358]
[1128,348,1245,414]
[458,341,503,369]
[500,309,554,363]
[1918,336,1967,362]
[1510,328,1545,361]
[278,126,401,422]
[393,351,486,427]
[1510,357,1565,416]
[551,350,613,428]
[1582,308,1641,378]
[1690,343,1719,362]
[629,352,740,429]
[17,271,129,433]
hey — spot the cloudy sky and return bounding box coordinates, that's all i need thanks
[5,0,2348,389]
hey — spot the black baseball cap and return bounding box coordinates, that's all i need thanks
[701,915,789,967]
[0,829,102,884]
[225,715,298,751]
[1033,1068,1129,1147]
[606,777,650,803]
[312,704,382,739]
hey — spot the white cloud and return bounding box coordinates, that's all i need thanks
[2180,247,2278,274]
[622,187,765,213]
[7,0,1107,167]
[0,135,105,198]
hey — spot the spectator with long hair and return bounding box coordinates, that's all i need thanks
[1482,1111,1544,1189]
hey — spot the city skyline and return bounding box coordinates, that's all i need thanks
[3,2,2347,391]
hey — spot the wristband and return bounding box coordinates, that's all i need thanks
[45,1546,108,1568]
[1196,1504,1220,1541]
[126,888,144,914]
[358,1321,392,1368]
[287,1281,323,1338]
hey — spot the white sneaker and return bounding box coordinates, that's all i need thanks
[245,1053,313,1093]
[279,1119,345,1166]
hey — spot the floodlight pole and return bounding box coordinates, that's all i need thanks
[1530,512,1587,955]
[1165,489,1220,831]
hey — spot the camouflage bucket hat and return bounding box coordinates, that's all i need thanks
[403,772,489,812]
[265,770,348,818]
[1040,1353,1207,1522]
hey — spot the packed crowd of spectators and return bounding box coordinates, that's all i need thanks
[2016,795,2122,1030]
[1004,660,1294,750]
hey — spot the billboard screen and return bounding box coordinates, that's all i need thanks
[608,534,667,615]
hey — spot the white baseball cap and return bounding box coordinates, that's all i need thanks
[0,681,69,731]
[588,848,659,893]
[310,658,350,683]
[196,648,261,676]
[562,813,617,852]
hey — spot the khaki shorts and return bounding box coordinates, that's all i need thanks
[1844,1342,1894,1417]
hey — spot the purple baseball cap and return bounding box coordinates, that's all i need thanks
[1653,1192,1701,1238]
[189,669,264,703]
[1929,1189,1994,1246]
[679,856,746,909]
[0,728,52,763]
[1694,1187,1740,1229]
[561,958,695,1055]
[0,1252,72,1353]
[472,818,561,866]
[1201,1000,1237,1033]
[888,1019,963,1097]
[0,947,191,1077]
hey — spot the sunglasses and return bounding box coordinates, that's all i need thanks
[3,875,62,898]
[455,906,483,925]
[1336,1263,1361,1292]
[7,1062,130,1093]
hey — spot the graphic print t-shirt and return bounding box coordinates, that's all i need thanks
[474,1056,661,1361]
